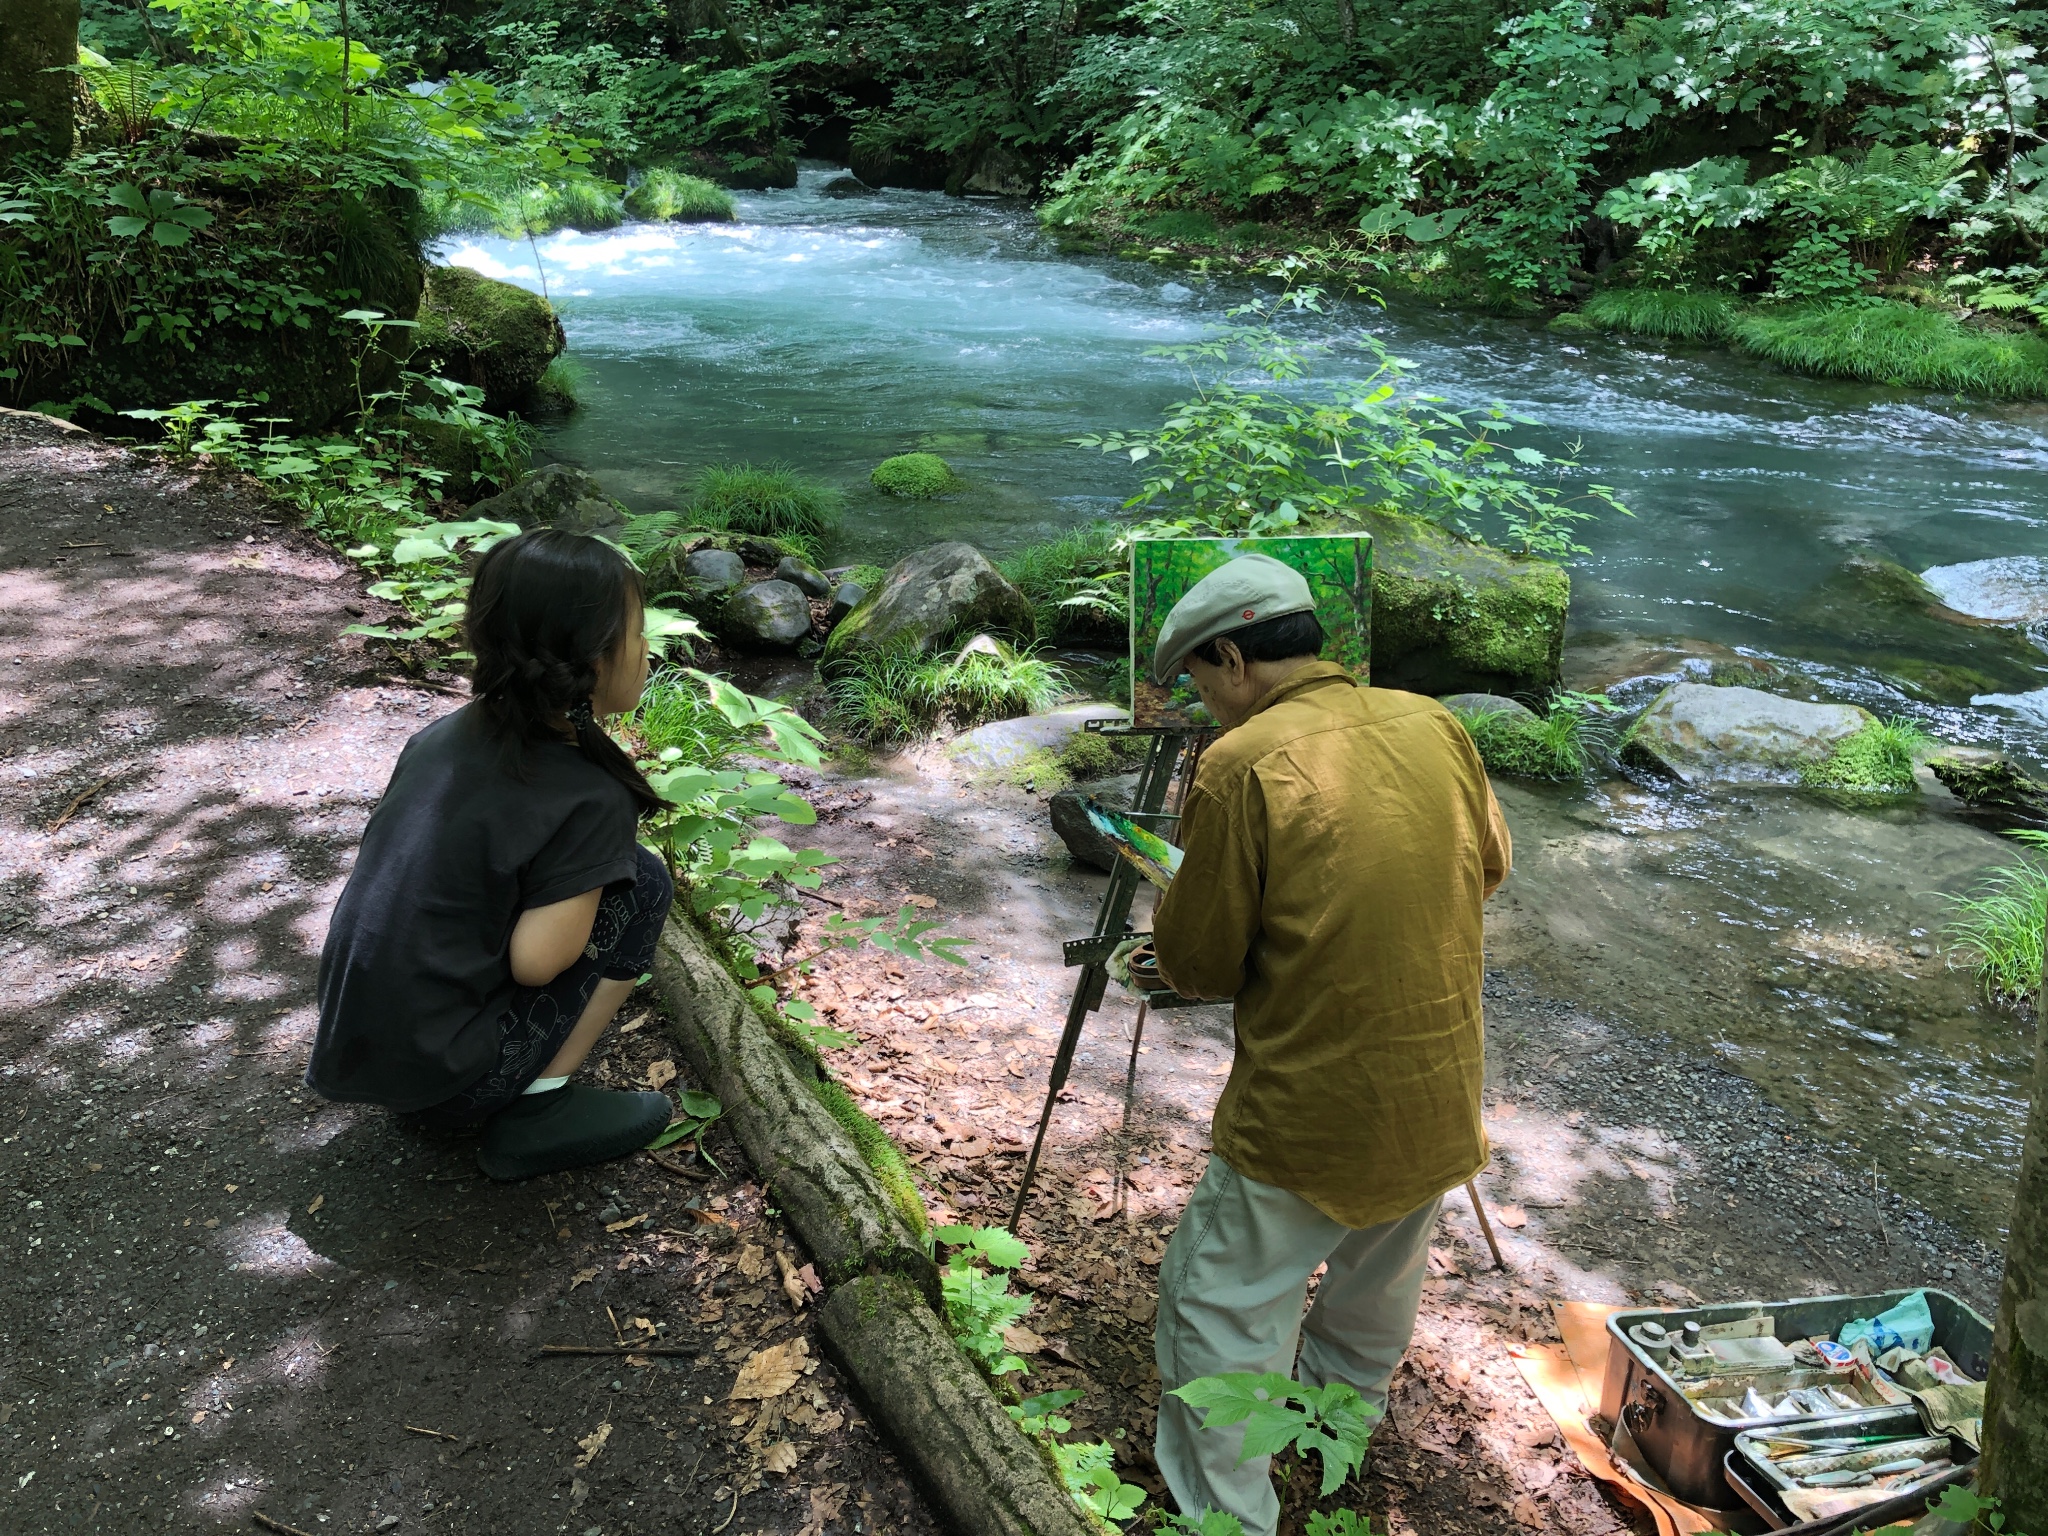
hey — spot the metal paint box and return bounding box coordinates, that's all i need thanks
[1597,1290,1991,1508]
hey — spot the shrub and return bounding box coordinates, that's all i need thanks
[998,525,1128,641]
[1447,693,1614,780]
[690,463,840,541]
[1731,302,2048,399]
[625,169,736,223]
[1800,717,1930,794]
[870,452,962,498]
[508,181,626,236]
[1582,288,1736,342]
[827,642,1071,741]
[1945,831,2048,1005]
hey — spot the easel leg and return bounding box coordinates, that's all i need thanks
[1112,1001,1150,1217]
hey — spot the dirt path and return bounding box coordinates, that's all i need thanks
[770,744,2004,1536]
[0,413,936,1536]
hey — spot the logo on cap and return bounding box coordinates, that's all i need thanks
[1242,608,1256,620]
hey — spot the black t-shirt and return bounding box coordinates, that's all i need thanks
[308,704,641,1110]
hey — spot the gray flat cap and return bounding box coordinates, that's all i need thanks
[1150,552,1315,685]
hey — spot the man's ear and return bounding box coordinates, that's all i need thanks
[1216,638,1247,679]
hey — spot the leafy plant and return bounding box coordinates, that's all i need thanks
[1163,1514,1250,1536]
[344,518,522,645]
[998,525,1130,641]
[933,1224,1034,1377]
[1080,294,1628,558]
[648,1088,724,1160]
[1944,828,2048,1004]
[105,183,215,247]
[1449,692,1617,780]
[1170,1373,1380,1497]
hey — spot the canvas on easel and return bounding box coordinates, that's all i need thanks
[1129,535,1373,727]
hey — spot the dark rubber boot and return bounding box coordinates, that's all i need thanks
[477,1085,673,1181]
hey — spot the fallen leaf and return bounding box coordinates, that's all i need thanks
[1511,1495,1545,1527]
[202,1217,219,1229]
[619,1011,651,1035]
[305,1194,323,1215]
[1426,1246,1463,1277]
[569,1268,599,1290]
[731,1338,809,1400]
[904,893,937,909]
[645,1059,677,1090]
[1001,1324,1045,1355]
[1496,1205,1528,1230]
[774,1251,809,1311]
[573,1421,611,1468]
[605,1213,649,1233]
[794,1263,822,1296]
[190,1411,206,1424]
[631,1316,657,1335]
[798,1484,847,1536]
[225,1184,239,1193]
[569,1476,590,1508]
[737,1243,769,1280]
[1125,1295,1157,1325]
[761,1440,801,1475]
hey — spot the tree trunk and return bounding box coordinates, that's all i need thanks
[0,0,80,163]
[1980,945,2048,1525]
[1335,0,1356,46]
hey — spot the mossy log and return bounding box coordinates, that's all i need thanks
[819,1274,1098,1536]
[649,915,937,1303]
[1979,964,2048,1524]
[1929,753,2048,831]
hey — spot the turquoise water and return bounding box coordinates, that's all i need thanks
[444,170,2048,1236]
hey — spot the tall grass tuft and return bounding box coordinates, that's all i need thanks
[690,463,840,542]
[998,525,1128,641]
[827,642,1071,741]
[1732,301,2048,398]
[1583,288,1736,341]
[1447,692,1616,780]
[625,169,736,223]
[1944,830,2048,1005]
[631,667,757,766]
[534,356,587,411]
[509,181,626,236]
[1800,717,1931,794]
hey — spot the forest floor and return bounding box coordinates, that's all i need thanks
[769,742,2006,1536]
[0,411,936,1536]
[0,408,2005,1536]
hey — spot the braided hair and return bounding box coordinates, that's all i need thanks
[464,527,664,817]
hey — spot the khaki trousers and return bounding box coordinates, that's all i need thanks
[1153,1155,1440,1536]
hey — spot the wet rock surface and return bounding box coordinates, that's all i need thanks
[945,703,1128,774]
[1625,682,1873,783]
[822,543,1034,661]
[467,461,627,538]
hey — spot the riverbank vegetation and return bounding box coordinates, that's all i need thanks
[826,641,1072,741]
[1945,830,2048,1005]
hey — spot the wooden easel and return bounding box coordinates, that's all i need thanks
[1008,723,1209,1232]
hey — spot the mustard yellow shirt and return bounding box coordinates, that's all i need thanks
[1152,662,1511,1228]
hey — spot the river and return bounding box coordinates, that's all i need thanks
[445,166,2047,1246]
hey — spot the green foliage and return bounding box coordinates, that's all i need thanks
[625,169,736,223]
[826,642,1072,741]
[647,1089,724,1151]
[1582,289,1736,342]
[1732,300,2048,397]
[1944,829,2048,1004]
[1930,1486,2027,1533]
[691,462,841,541]
[871,452,962,498]
[1800,717,1931,793]
[535,356,587,410]
[1448,693,1616,780]
[845,564,889,592]
[1163,1514,1250,1536]
[345,518,523,645]
[1171,1373,1379,1497]
[510,178,626,235]
[1080,294,1627,558]
[634,666,761,765]
[998,525,1130,641]
[932,1224,1034,1377]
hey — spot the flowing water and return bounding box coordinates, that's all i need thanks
[446,167,2048,1242]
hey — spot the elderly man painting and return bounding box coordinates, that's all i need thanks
[1144,553,1512,1534]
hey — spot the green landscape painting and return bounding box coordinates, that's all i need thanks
[1130,536,1373,726]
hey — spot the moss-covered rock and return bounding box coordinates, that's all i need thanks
[412,265,565,415]
[823,542,1035,663]
[870,451,962,498]
[1353,507,1570,696]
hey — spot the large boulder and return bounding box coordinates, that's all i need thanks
[1624,683,1874,784]
[1920,557,2048,625]
[777,555,832,598]
[824,544,1035,662]
[947,703,1129,773]
[468,463,627,537]
[1357,508,1569,697]
[1049,773,1139,872]
[722,580,813,650]
[413,265,566,415]
[682,548,747,596]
